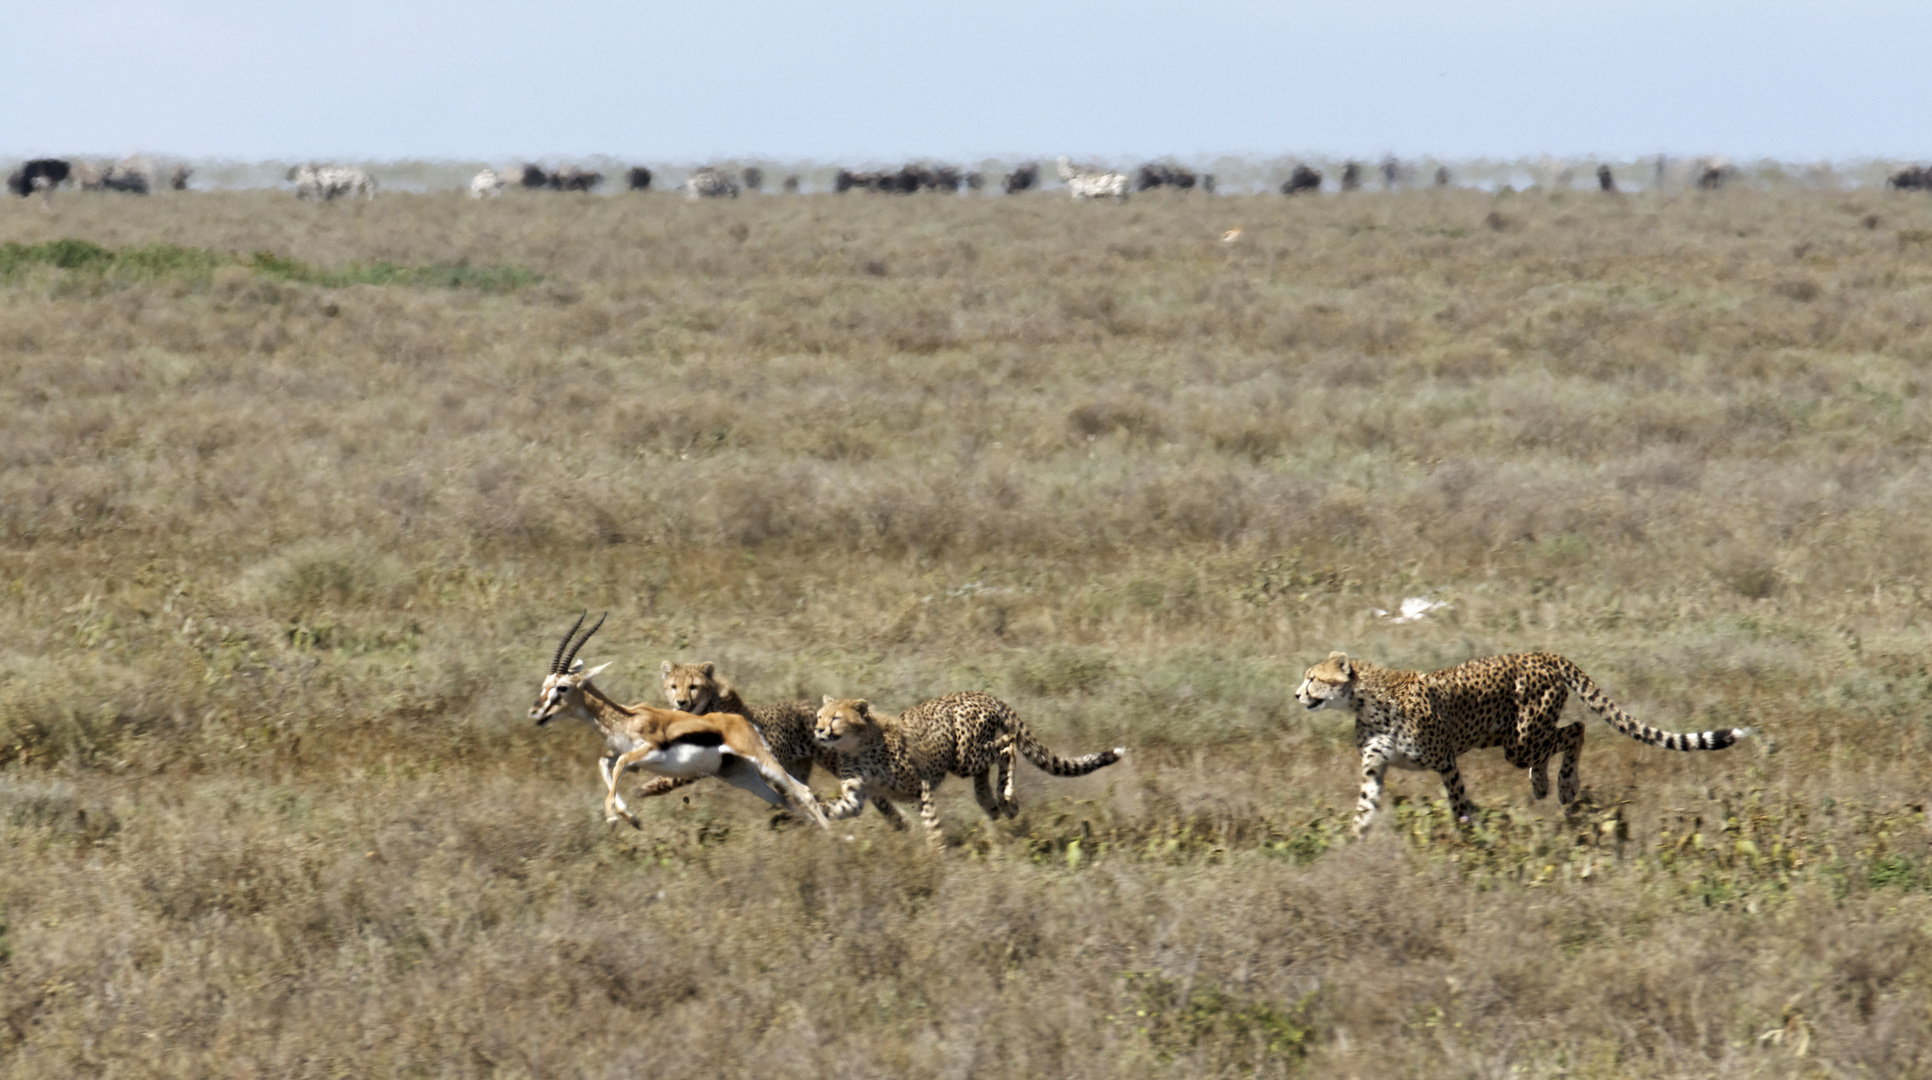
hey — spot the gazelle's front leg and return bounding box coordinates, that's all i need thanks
[750,758,830,828]
[598,754,636,824]
[1354,738,1392,837]
[604,744,664,827]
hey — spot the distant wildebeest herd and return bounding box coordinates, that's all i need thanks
[7,157,190,198]
[13,154,1932,203]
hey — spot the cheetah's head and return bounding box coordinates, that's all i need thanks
[815,696,878,752]
[1295,651,1359,712]
[661,660,720,713]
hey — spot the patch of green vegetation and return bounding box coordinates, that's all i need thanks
[1010,647,1113,696]
[0,239,538,291]
[248,250,540,291]
[1124,971,1317,1068]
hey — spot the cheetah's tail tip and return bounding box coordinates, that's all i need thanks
[1112,746,1128,757]
[1733,727,1756,740]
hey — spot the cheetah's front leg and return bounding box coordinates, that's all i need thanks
[1436,760,1477,823]
[1354,742,1391,837]
[917,779,944,849]
[823,778,870,821]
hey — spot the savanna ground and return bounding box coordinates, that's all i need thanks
[3,181,1932,1078]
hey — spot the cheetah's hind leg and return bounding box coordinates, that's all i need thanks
[871,796,910,829]
[1555,722,1586,806]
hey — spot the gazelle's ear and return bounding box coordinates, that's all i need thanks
[568,659,584,673]
[660,660,674,675]
[582,662,611,680]
[822,694,836,706]
[699,661,715,676]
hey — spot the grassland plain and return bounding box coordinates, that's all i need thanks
[2,184,1932,1077]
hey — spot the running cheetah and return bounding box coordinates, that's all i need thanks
[814,691,1125,846]
[628,661,831,802]
[1296,651,1750,836]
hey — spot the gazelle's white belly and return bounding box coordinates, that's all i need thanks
[634,743,726,778]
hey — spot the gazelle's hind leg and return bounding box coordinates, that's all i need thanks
[714,755,787,807]
[1556,722,1586,805]
[714,755,829,827]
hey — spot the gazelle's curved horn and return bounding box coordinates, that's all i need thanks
[550,611,587,674]
[561,611,607,673]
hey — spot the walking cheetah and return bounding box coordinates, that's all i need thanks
[814,691,1125,846]
[1296,651,1751,836]
[628,661,832,802]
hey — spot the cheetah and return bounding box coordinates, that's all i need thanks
[814,691,1125,846]
[1295,651,1751,837]
[627,661,833,803]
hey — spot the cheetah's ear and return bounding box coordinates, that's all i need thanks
[660,660,674,675]
[823,694,837,706]
[1329,651,1352,677]
[853,699,872,717]
[699,661,715,677]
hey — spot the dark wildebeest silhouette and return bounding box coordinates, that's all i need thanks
[520,164,551,189]
[834,168,875,193]
[1381,156,1400,190]
[782,174,800,193]
[837,165,961,194]
[1003,162,1039,194]
[1597,165,1617,193]
[170,165,192,191]
[627,166,653,191]
[100,163,150,195]
[1434,166,1452,187]
[1340,162,1363,191]
[1888,166,1930,191]
[7,158,71,196]
[742,167,764,191]
[1202,174,1216,194]
[1696,159,1732,190]
[1281,165,1322,195]
[551,166,602,192]
[1135,163,1198,192]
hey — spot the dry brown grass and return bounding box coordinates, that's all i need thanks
[4,184,1932,1076]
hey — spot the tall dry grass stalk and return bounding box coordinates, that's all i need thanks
[2,186,1931,1076]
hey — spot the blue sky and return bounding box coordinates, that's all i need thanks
[2,0,1925,161]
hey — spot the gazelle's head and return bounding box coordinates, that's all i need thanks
[530,611,611,725]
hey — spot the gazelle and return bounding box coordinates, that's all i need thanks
[528,613,828,829]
